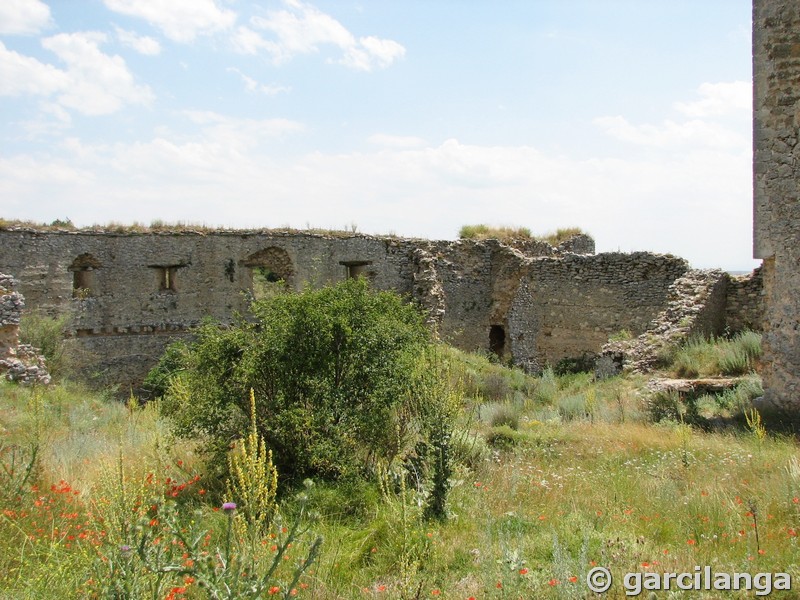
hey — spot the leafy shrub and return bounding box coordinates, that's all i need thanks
[485,425,524,450]
[450,431,490,469]
[18,310,72,379]
[532,368,559,404]
[557,393,588,422]
[157,278,437,485]
[647,390,682,423]
[484,402,520,429]
[141,340,190,399]
[480,371,510,401]
[554,353,596,376]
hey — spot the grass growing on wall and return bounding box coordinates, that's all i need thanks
[0,333,793,599]
[458,224,588,246]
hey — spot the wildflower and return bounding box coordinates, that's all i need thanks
[793,497,799,504]
[268,586,280,595]
[519,568,529,575]
[222,502,236,512]
[569,576,578,583]
[548,578,560,586]
[496,581,502,589]
[377,585,386,592]
[687,539,696,546]
[432,590,441,596]
[788,528,797,537]
[758,549,766,555]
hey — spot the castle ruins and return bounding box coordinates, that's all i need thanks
[0,0,797,419]
[0,227,761,391]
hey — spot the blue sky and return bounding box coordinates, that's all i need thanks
[1,0,755,270]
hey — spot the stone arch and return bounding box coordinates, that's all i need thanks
[241,246,294,297]
[68,253,102,297]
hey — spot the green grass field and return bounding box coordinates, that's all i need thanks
[1,335,797,599]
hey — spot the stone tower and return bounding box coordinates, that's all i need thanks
[753,0,800,419]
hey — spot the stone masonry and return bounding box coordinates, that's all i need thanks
[753,0,800,418]
[0,225,760,392]
[0,273,51,386]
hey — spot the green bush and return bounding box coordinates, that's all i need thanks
[485,425,524,450]
[18,310,72,379]
[533,368,559,404]
[480,371,510,401]
[157,278,437,485]
[665,331,762,378]
[484,402,520,429]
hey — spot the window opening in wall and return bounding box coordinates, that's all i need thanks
[489,324,506,357]
[241,247,294,298]
[150,266,181,293]
[69,253,101,298]
[251,266,286,300]
[339,260,373,280]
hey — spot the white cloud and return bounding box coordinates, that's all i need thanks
[115,26,162,55]
[0,34,153,116]
[41,32,154,115]
[103,0,236,43]
[180,111,305,149]
[2,130,756,270]
[19,101,73,138]
[593,81,750,151]
[235,0,405,71]
[368,133,427,149]
[226,67,291,96]
[0,40,68,96]
[0,0,51,35]
[675,81,751,117]
[342,36,405,71]
[594,115,747,149]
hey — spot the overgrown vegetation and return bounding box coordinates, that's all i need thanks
[458,224,588,246]
[2,286,794,598]
[0,218,369,238]
[662,330,763,378]
[154,278,456,488]
[18,310,73,379]
[458,224,532,241]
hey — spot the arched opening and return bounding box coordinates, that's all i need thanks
[241,247,294,300]
[489,324,506,358]
[69,253,101,298]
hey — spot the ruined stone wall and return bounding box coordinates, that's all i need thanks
[0,228,416,386]
[2,228,581,387]
[0,273,51,385]
[0,225,751,389]
[753,0,800,415]
[0,274,22,360]
[600,269,730,374]
[726,267,765,333]
[508,252,690,372]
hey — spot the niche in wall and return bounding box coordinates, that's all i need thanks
[69,253,102,298]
